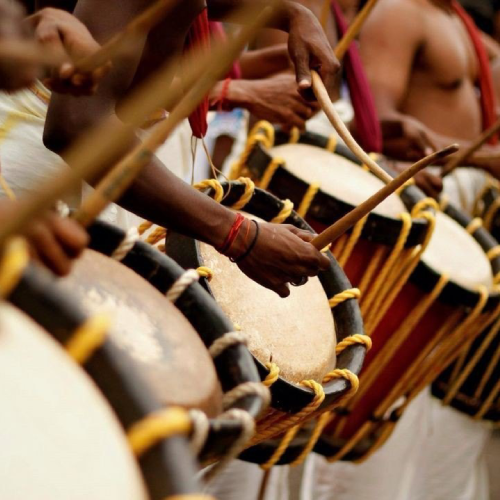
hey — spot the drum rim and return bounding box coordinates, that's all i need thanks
[243,125,430,249]
[409,201,500,310]
[84,219,267,463]
[166,180,368,465]
[5,260,201,499]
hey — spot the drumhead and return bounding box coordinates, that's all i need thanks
[422,212,493,291]
[200,213,336,384]
[270,143,407,218]
[0,302,147,500]
[59,250,223,417]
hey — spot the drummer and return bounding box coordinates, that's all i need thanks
[0,0,112,275]
[360,0,500,210]
[1,0,336,299]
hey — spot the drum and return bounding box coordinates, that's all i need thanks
[474,177,500,242]
[233,123,500,461]
[166,179,368,467]
[0,302,147,500]
[0,220,268,497]
[233,122,434,337]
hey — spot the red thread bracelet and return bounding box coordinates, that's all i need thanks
[218,77,232,111]
[218,213,245,254]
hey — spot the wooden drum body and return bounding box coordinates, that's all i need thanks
[233,123,500,461]
[166,180,368,467]
[0,220,268,499]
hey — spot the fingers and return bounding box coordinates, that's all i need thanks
[414,171,443,199]
[48,215,89,258]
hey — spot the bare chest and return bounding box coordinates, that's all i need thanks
[419,11,478,89]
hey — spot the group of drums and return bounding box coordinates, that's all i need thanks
[2,120,500,499]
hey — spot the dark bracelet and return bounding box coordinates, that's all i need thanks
[230,220,260,263]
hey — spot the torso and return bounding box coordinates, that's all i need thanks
[403,0,482,140]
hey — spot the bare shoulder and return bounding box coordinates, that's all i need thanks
[363,0,427,39]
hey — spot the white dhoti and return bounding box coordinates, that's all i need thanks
[0,82,141,230]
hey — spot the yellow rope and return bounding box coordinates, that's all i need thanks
[260,424,301,470]
[230,127,272,180]
[335,334,372,355]
[483,196,500,231]
[411,197,439,217]
[297,183,320,218]
[65,314,110,365]
[487,246,500,261]
[260,157,284,190]
[249,121,275,148]
[128,407,192,458]
[263,362,280,387]
[466,217,483,235]
[146,226,167,245]
[289,127,300,144]
[328,288,361,308]
[137,220,153,235]
[193,179,224,202]
[196,266,213,281]
[231,177,255,210]
[326,134,337,152]
[322,369,359,398]
[338,216,368,268]
[271,199,294,224]
[0,237,29,298]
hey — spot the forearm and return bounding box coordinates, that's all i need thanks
[238,45,290,79]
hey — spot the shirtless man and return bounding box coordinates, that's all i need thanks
[360,0,500,183]
[22,0,338,297]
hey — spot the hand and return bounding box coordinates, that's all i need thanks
[227,221,330,298]
[283,1,340,100]
[0,200,89,276]
[25,8,111,96]
[389,159,443,199]
[229,73,319,130]
[381,117,437,161]
[0,0,40,91]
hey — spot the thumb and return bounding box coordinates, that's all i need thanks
[292,48,311,91]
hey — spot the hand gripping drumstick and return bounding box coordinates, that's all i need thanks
[311,70,392,184]
[311,144,459,250]
[441,116,500,177]
[0,1,277,244]
[74,7,277,226]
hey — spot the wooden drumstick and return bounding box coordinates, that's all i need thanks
[311,70,392,184]
[75,7,277,226]
[441,117,500,177]
[334,0,379,60]
[0,1,276,244]
[311,144,459,250]
[74,0,180,73]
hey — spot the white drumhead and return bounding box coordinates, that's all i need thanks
[0,302,148,500]
[422,212,493,291]
[200,213,336,384]
[270,143,407,218]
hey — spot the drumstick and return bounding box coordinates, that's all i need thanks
[74,7,277,226]
[0,1,275,245]
[311,70,392,184]
[74,0,180,73]
[311,144,459,250]
[441,117,500,177]
[334,0,379,60]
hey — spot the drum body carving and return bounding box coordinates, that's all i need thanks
[166,180,368,467]
[234,123,500,461]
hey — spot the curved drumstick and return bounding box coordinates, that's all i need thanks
[311,144,459,250]
[441,117,500,177]
[75,0,180,73]
[334,0,380,60]
[311,70,392,184]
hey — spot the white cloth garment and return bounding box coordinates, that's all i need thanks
[0,81,142,230]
